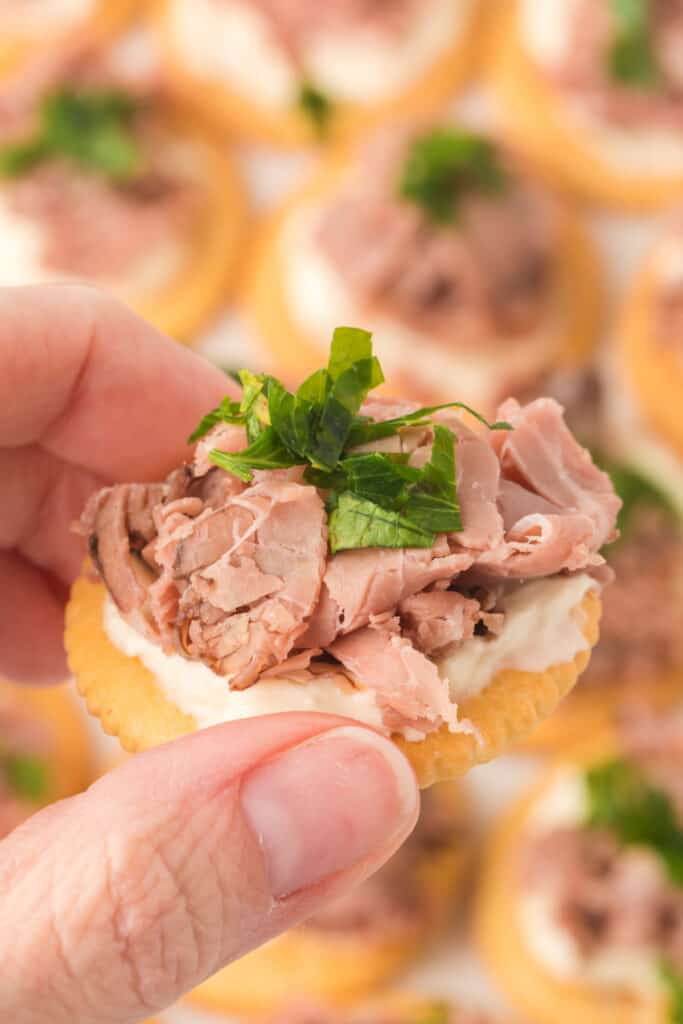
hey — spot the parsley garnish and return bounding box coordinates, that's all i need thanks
[189,326,510,554]
[0,87,144,181]
[298,81,333,138]
[585,759,683,886]
[4,754,50,803]
[398,129,508,225]
[608,0,660,87]
[661,961,683,1024]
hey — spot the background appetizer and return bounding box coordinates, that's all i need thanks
[153,0,481,146]
[261,995,506,1024]
[0,37,245,341]
[489,0,683,209]
[66,330,619,786]
[243,122,600,411]
[477,706,683,1024]
[187,782,469,1012]
[0,679,91,839]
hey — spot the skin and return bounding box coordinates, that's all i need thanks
[0,284,420,1024]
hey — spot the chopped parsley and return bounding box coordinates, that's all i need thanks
[0,87,144,181]
[4,753,50,803]
[297,81,333,138]
[661,961,683,1024]
[189,326,510,554]
[585,758,683,886]
[398,128,509,225]
[608,0,660,87]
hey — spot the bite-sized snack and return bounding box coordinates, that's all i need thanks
[477,705,683,1024]
[243,122,600,411]
[153,0,480,147]
[521,374,683,751]
[66,329,618,786]
[188,782,469,1012]
[618,210,683,457]
[0,679,91,839]
[0,35,246,341]
[0,0,134,77]
[260,994,504,1024]
[488,0,683,209]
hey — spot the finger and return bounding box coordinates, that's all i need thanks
[0,551,67,683]
[0,284,232,480]
[0,714,419,1024]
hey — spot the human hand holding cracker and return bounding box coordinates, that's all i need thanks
[0,285,419,1024]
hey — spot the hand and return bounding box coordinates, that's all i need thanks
[0,285,420,1024]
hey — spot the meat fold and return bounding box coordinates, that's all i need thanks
[81,395,618,735]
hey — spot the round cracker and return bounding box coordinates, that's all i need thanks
[475,760,671,1024]
[151,0,481,148]
[65,573,601,787]
[486,0,683,210]
[185,781,469,1013]
[240,141,601,395]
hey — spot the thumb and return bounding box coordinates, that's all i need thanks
[0,713,418,1024]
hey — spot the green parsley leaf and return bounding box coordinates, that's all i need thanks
[585,758,683,886]
[328,491,435,554]
[298,81,333,138]
[5,754,50,803]
[209,427,300,481]
[608,0,660,87]
[399,129,508,225]
[660,960,683,1024]
[0,87,144,182]
[346,401,510,448]
[191,327,507,553]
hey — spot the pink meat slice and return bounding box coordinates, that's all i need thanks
[301,538,474,648]
[177,480,328,687]
[329,617,463,735]
[399,589,481,654]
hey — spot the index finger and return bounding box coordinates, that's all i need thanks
[0,284,234,481]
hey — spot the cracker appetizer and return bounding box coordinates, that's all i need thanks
[0,679,91,839]
[153,0,480,147]
[0,38,245,341]
[66,329,619,787]
[243,123,600,411]
[0,0,134,77]
[488,0,683,209]
[477,705,683,1024]
[188,781,469,1013]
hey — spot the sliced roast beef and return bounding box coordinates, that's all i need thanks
[399,590,480,654]
[315,127,557,348]
[522,822,683,968]
[82,389,618,736]
[329,616,463,735]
